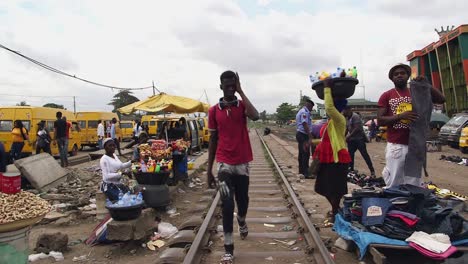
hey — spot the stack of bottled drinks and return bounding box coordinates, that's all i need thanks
[309,66,358,84]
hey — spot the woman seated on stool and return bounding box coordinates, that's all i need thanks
[100,138,132,201]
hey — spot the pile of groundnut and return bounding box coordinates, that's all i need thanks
[0,191,51,224]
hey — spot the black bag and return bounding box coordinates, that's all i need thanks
[308,126,327,176]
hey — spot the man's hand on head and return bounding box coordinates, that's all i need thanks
[414,75,427,82]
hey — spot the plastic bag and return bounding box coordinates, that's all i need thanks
[158,222,178,238]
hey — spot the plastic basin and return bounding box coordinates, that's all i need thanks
[105,203,143,221]
[311,77,359,100]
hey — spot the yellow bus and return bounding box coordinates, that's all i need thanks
[198,116,209,147]
[141,115,159,136]
[75,112,122,149]
[0,106,81,156]
[120,120,134,141]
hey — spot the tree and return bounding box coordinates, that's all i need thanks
[299,95,312,106]
[108,90,140,116]
[275,103,296,124]
[16,101,29,106]
[259,110,267,122]
[43,103,64,109]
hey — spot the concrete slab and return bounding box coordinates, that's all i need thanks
[106,208,157,241]
[14,153,68,192]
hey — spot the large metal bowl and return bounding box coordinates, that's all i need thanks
[311,77,359,100]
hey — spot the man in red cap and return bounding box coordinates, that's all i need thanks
[377,64,445,188]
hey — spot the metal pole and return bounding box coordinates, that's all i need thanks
[73,96,76,114]
[152,80,156,95]
[434,47,448,112]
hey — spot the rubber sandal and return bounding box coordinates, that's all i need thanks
[220,253,234,264]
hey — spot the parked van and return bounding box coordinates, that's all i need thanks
[157,114,203,152]
[197,117,209,147]
[120,120,134,141]
[141,115,159,136]
[75,112,122,149]
[0,106,81,157]
[439,112,468,148]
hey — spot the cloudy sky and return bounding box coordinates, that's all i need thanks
[0,0,467,113]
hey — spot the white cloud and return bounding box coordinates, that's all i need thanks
[0,0,467,114]
[257,0,273,7]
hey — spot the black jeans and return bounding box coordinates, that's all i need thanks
[10,142,24,163]
[113,138,122,155]
[296,132,310,176]
[36,144,51,155]
[220,173,249,234]
[348,139,374,173]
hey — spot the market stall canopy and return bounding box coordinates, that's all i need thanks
[118,93,210,115]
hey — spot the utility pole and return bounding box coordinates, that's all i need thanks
[152,81,156,95]
[204,89,210,105]
[73,96,76,114]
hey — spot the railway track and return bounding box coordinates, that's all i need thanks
[156,130,334,264]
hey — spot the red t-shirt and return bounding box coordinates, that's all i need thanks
[65,122,71,139]
[378,88,412,145]
[208,100,253,165]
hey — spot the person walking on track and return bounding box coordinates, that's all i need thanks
[207,70,259,264]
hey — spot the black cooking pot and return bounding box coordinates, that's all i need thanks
[141,184,171,208]
[106,203,143,221]
[135,171,170,185]
[312,77,358,100]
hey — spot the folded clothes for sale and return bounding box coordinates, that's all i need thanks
[408,242,457,260]
[406,231,451,254]
[362,198,392,226]
[387,213,419,228]
[369,217,414,240]
[387,210,418,220]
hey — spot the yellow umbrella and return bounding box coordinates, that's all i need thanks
[118,93,210,115]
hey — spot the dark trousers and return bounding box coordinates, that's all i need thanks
[57,137,68,166]
[220,174,249,233]
[101,182,130,202]
[113,138,122,155]
[296,132,310,176]
[36,144,51,155]
[10,142,24,162]
[348,139,374,173]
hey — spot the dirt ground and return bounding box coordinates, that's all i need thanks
[27,151,210,264]
[22,127,467,264]
[262,125,468,264]
[271,125,468,196]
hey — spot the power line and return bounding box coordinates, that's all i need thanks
[0,43,153,91]
[0,93,75,98]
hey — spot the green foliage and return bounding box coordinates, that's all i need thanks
[43,103,64,109]
[259,110,267,122]
[275,103,296,124]
[16,101,29,106]
[108,90,140,117]
[299,95,312,106]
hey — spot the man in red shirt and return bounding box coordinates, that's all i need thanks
[207,70,259,264]
[377,64,445,188]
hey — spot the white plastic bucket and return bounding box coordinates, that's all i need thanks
[0,226,30,264]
